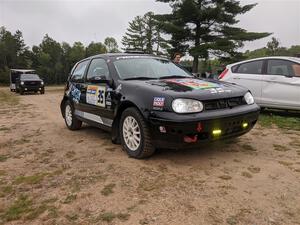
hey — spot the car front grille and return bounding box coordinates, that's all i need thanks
[204,97,246,111]
[24,81,41,86]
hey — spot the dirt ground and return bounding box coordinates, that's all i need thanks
[0,86,300,225]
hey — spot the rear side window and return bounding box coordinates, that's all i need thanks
[71,60,89,82]
[267,59,300,77]
[236,60,263,74]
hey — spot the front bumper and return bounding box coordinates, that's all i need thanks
[20,85,44,92]
[148,104,260,149]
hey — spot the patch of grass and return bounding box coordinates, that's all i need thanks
[65,151,76,158]
[0,185,14,197]
[1,195,32,221]
[0,127,10,132]
[218,175,232,180]
[62,193,77,204]
[273,144,289,152]
[247,166,261,174]
[241,171,253,178]
[101,183,116,196]
[278,161,294,166]
[98,212,130,222]
[0,90,19,106]
[259,113,300,131]
[0,170,6,176]
[65,213,78,221]
[116,213,130,221]
[241,144,256,152]
[0,155,9,162]
[14,173,48,185]
[138,175,165,192]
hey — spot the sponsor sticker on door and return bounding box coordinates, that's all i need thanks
[86,85,106,107]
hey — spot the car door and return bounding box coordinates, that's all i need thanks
[261,59,300,110]
[230,60,264,103]
[68,59,90,112]
[80,57,115,128]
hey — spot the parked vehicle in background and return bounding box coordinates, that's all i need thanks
[10,69,36,92]
[219,57,300,111]
[15,74,45,95]
[60,53,260,159]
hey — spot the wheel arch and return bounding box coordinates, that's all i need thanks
[111,100,144,144]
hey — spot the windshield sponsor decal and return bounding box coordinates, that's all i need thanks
[86,85,106,107]
[166,78,220,90]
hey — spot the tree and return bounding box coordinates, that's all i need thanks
[104,37,119,53]
[156,0,271,72]
[86,41,107,57]
[267,37,280,55]
[122,16,145,51]
[0,27,30,83]
[122,12,169,55]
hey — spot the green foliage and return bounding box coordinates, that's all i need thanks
[156,0,271,72]
[0,26,119,85]
[104,37,119,53]
[122,12,170,55]
[86,41,107,57]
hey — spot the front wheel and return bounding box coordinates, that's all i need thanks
[120,107,155,159]
[40,89,45,94]
[64,101,82,130]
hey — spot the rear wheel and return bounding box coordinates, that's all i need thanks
[120,107,155,159]
[64,101,82,130]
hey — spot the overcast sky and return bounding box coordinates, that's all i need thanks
[0,0,299,52]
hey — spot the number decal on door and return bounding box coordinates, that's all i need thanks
[86,85,106,107]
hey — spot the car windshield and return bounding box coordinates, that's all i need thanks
[21,74,40,79]
[113,57,192,80]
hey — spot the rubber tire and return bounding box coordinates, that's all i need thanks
[40,89,45,94]
[20,89,24,95]
[64,101,82,130]
[120,107,155,159]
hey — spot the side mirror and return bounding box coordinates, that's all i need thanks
[90,75,107,83]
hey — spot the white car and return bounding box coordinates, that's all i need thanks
[219,56,300,111]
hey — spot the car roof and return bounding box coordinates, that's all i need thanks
[10,69,36,72]
[78,53,168,63]
[228,56,300,67]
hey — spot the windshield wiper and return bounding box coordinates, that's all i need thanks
[159,75,191,79]
[123,77,157,81]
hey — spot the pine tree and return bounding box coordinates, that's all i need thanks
[122,12,169,55]
[156,0,271,72]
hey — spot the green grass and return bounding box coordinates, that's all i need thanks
[101,183,116,196]
[14,173,48,185]
[98,212,130,222]
[0,90,19,106]
[0,155,9,162]
[259,113,300,131]
[2,195,33,221]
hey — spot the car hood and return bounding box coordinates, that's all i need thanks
[122,78,248,101]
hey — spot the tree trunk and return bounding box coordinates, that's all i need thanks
[192,57,199,73]
[192,22,201,73]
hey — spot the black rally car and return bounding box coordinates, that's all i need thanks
[16,73,45,95]
[60,53,260,158]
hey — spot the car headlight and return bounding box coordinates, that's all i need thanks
[244,92,254,105]
[41,81,44,85]
[172,99,204,113]
[20,81,24,85]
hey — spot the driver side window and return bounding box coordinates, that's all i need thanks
[86,58,110,81]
